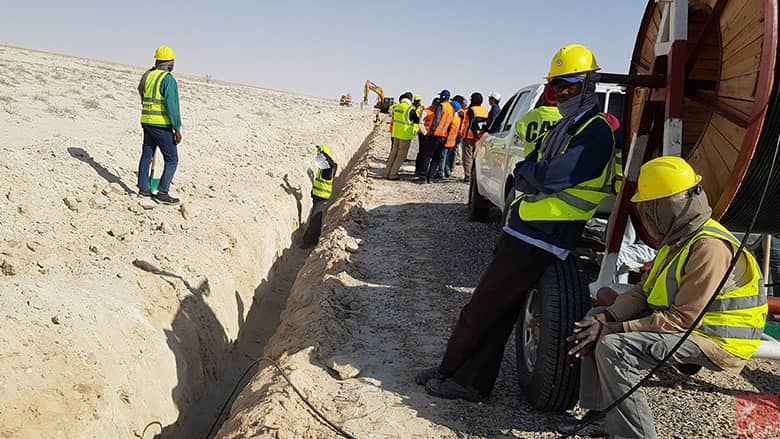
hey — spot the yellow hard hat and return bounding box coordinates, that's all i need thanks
[546,44,600,79]
[631,156,703,203]
[154,45,176,61]
[317,144,332,156]
[414,95,421,102]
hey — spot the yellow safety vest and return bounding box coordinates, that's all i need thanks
[391,102,415,141]
[643,219,767,360]
[515,114,615,221]
[141,69,172,126]
[515,106,562,157]
[311,168,333,200]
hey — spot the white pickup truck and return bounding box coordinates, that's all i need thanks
[468,82,625,223]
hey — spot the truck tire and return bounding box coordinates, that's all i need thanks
[468,170,491,222]
[515,255,591,411]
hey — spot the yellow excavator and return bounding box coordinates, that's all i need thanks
[363,80,394,113]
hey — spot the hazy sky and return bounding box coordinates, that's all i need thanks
[2,1,647,103]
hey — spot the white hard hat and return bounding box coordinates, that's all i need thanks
[489,92,501,101]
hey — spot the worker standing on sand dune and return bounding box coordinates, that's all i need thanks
[560,157,767,438]
[137,45,182,206]
[416,44,615,403]
[302,145,337,248]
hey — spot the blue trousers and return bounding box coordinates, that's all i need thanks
[138,125,178,193]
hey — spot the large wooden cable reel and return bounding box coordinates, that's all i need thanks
[621,0,779,238]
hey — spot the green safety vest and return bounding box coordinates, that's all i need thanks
[311,168,334,200]
[643,219,767,360]
[141,69,172,126]
[515,106,562,157]
[391,102,415,141]
[515,114,615,221]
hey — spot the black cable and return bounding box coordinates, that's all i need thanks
[141,421,162,439]
[563,132,780,438]
[204,357,359,439]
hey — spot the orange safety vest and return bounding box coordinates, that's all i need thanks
[422,106,435,133]
[445,114,461,148]
[462,106,489,140]
[456,109,467,138]
[432,102,455,138]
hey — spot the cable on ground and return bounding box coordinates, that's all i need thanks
[561,130,780,438]
[205,357,359,439]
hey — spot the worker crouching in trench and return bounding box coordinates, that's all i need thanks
[561,156,767,438]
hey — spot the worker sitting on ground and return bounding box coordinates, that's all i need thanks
[137,45,183,206]
[561,156,767,438]
[301,145,337,248]
[415,44,615,402]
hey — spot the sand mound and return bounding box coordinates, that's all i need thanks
[0,45,373,438]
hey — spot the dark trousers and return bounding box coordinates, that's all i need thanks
[414,132,426,176]
[423,137,446,181]
[438,232,557,395]
[301,197,328,248]
[138,125,178,193]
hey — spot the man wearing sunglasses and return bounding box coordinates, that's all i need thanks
[416,44,616,404]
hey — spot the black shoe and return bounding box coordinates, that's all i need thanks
[153,192,180,205]
[415,367,443,386]
[138,188,153,198]
[425,378,488,403]
[556,411,608,437]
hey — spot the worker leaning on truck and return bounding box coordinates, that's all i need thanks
[514,83,562,158]
[415,44,616,402]
[561,156,767,439]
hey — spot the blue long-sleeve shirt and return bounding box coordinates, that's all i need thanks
[506,106,614,252]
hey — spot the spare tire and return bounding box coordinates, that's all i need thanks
[515,255,591,411]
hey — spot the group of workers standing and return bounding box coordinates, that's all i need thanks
[383,89,501,183]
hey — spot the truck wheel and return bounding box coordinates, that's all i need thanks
[515,256,591,411]
[468,171,490,222]
[501,188,517,227]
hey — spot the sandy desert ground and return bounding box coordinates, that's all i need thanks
[0,45,373,438]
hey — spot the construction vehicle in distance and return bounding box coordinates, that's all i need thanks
[363,80,393,113]
[339,94,352,106]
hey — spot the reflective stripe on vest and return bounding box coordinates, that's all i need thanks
[464,106,489,140]
[141,69,172,126]
[391,102,415,140]
[613,149,624,194]
[446,114,461,148]
[311,168,334,200]
[432,102,455,137]
[642,219,767,360]
[516,114,615,221]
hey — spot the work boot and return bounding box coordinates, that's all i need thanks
[556,411,608,437]
[425,378,488,403]
[415,367,443,386]
[153,192,180,206]
[138,188,152,198]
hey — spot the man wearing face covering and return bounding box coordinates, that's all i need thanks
[416,44,617,402]
[561,156,767,438]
